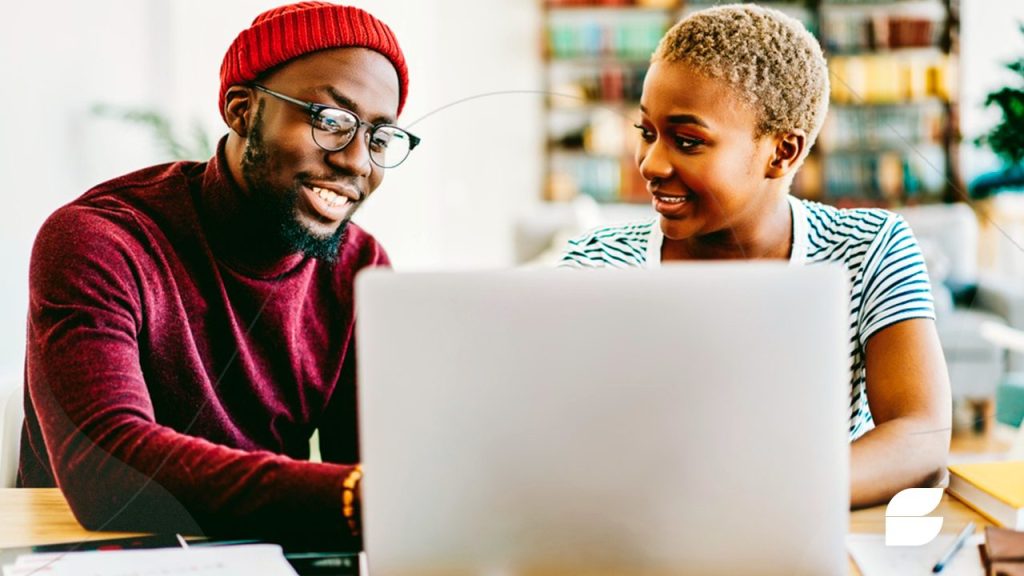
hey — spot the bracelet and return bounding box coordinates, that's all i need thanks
[342,465,363,536]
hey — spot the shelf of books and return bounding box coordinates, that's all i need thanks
[811,0,961,207]
[540,0,961,208]
[543,0,683,203]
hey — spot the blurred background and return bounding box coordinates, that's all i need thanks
[3,0,1024,444]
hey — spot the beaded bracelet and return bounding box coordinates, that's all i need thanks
[342,465,363,536]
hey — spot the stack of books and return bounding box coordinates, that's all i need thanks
[948,461,1024,530]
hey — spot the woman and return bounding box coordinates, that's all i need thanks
[560,4,951,508]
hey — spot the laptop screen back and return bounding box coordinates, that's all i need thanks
[356,264,849,576]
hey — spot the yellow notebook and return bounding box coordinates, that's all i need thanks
[947,461,1024,530]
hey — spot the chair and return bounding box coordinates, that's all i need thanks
[0,383,24,488]
[980,322,1024,460]
[897,203,1020,432]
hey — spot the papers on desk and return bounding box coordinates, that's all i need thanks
[1,543,298,576]
[847,533,985,576]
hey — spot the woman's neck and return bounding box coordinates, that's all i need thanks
[662,196,793,262]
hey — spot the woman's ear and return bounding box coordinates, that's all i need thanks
[767,130,807,179]
[224,86,255,138]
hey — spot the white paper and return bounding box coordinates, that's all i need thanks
[847,533,986,576]
[2,544,297,576]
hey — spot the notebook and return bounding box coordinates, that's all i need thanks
[1,544,297,576]
[948,461,1024,530]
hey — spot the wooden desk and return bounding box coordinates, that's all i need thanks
[0,489,145,548]
[0,488,992,574]
[847,492,991,574]
[848,492,989,534]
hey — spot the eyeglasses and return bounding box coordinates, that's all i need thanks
[251,84,421,169]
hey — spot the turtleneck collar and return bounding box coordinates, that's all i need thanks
[196,137,311,279]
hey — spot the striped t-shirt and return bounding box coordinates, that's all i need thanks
[559,195,935,440]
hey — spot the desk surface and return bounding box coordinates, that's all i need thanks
[0,489,146,548]
[0,488,992,575]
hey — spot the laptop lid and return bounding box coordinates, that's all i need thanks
[356,264,849,575]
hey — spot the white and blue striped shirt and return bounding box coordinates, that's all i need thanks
[559,195,936,440]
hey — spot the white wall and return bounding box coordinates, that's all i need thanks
[961,0,1024,182]
[0,1,543,382]
[960,0,1024,280]
[4,0,1021,390]
[1,1,169,384]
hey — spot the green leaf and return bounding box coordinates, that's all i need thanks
[978,25,1024,165]
[91,104,213,161]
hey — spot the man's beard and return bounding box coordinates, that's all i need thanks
[239,104,348,265]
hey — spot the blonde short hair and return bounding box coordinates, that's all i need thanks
[653,4,830,149]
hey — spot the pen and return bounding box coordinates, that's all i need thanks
[932,521,975,573]
[175,534,189,549]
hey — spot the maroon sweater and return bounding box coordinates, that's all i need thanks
[18,144,388,545]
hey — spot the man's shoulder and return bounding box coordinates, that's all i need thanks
[49,161,198,227]
[78,161,198,207]
[37,161,203,258]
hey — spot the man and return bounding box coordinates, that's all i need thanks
[18,2,419,546]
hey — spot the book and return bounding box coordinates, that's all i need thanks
[982,527,1024,576]
[948,461,1024,530]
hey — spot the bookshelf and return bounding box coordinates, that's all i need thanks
[540,0,962,209]
[812,0,962,207]
[542,0,684,203]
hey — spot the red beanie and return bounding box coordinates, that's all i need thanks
[218,1,408,122]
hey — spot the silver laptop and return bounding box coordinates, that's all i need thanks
[356,264,849,576]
